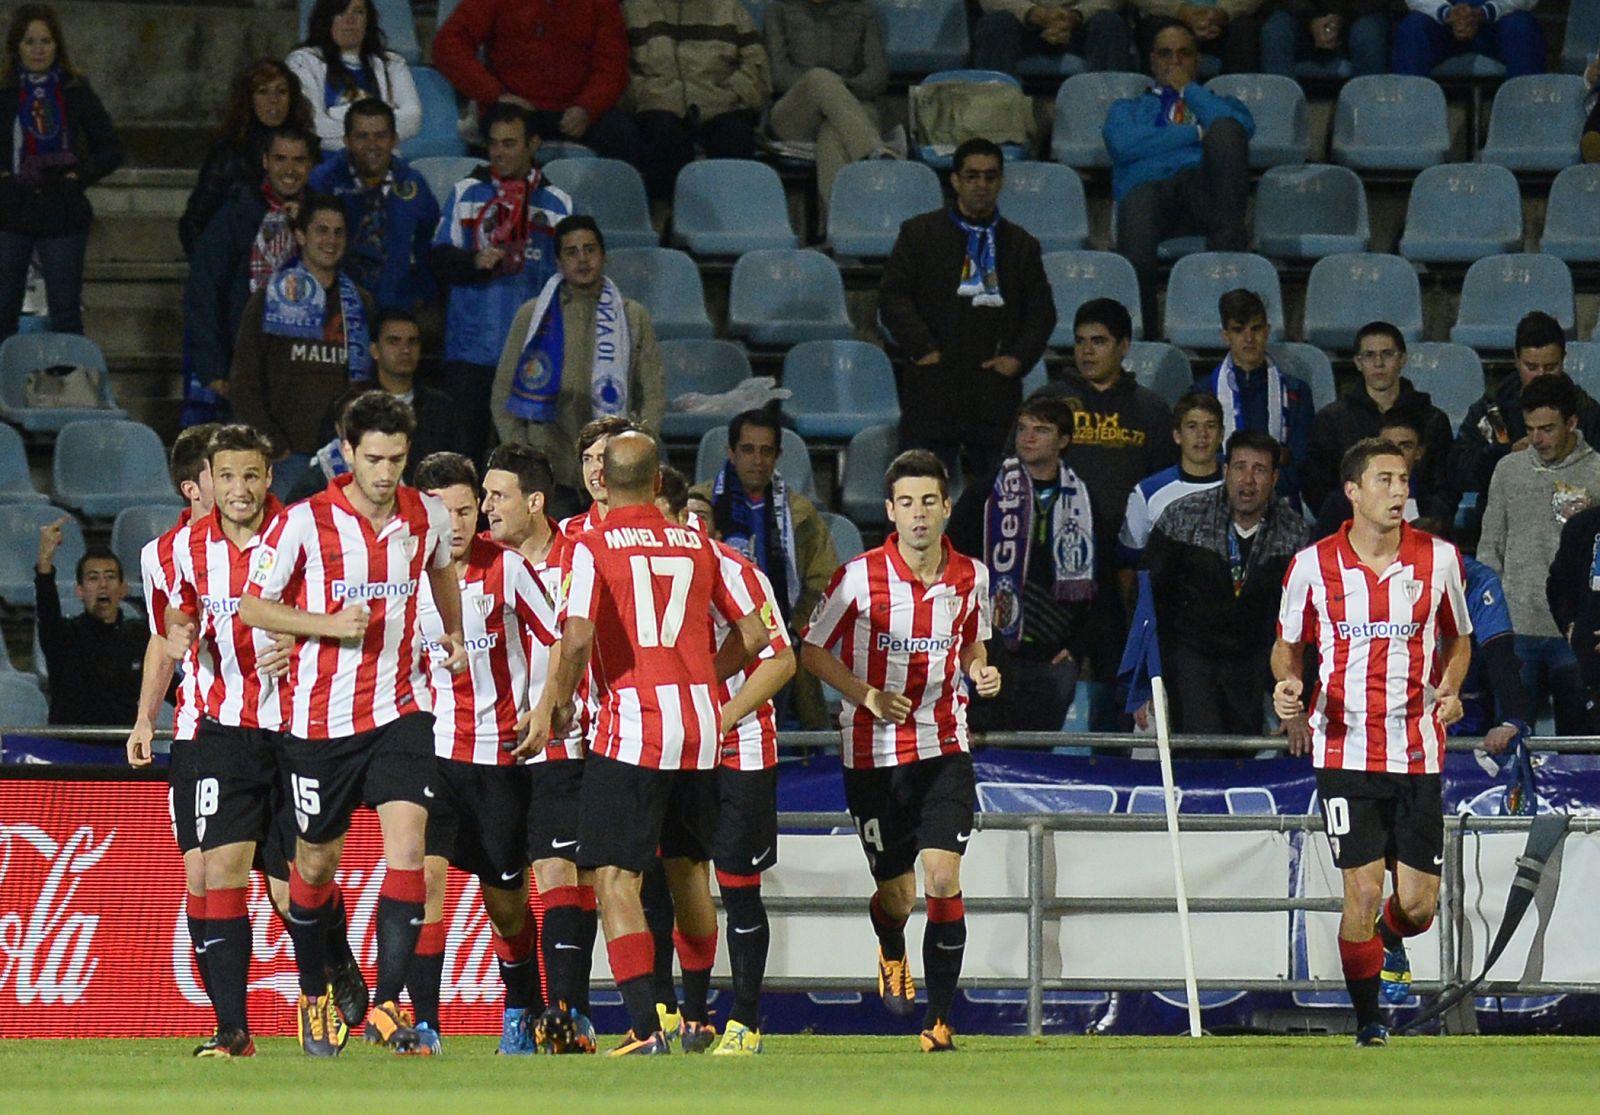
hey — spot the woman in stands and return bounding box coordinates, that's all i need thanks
[0,3,121,343]
[287,0,421,151]
[179,59,316,257]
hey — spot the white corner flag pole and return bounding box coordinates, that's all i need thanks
[1150,673,1203,1037]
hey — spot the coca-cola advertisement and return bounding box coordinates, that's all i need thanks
[0,778,527,1037]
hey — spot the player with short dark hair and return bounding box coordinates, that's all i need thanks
[561,415,638,537]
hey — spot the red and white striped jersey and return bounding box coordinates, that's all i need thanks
[417,534,555,765]
[802,536,991,770]
[169,499,291,731]
[139,509,198,741]
[244,474,451,740]
[559,505,603,539]
[563,503,757,770]
[1278,522,1472,775]
[523,525,586,762]
[715,542,790,771]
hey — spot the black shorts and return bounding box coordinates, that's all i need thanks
[426,758,531,888]
[190,719,279,853]
[280,713,436,845]
[843,752,976,882]
[712,766,779,876]
[255,788,296,882]
[1315,768,1444,876]
[527,759,584,864]
[168,738,202,855]
[576,754,717,874]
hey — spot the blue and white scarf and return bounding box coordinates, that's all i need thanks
[261,259,372,379]
[983,458,1096,650]
[1213,353,1287,444]
[1152,84,1190,127]
[951,209,1004,308]
[712,459,800,615]
[507,273,631,424]
[15,65,73,184]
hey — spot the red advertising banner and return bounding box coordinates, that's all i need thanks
[0,778,529,1037]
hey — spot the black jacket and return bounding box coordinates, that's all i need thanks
[33,568,147,726]
[1447,374,1600,513]
[0,74,122,236]
[1548,504,1600,689]
[1303,378,1453,518]
[179,125,279,257]
[182,184,271,389]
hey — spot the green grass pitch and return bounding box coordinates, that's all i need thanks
[8,1035,1600,1114]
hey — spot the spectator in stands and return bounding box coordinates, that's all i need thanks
[1479,373,1600,736]
[432,0,634,160]
[179,58,315,258]
[1104,20,1252,342]
[0,4,122,344]
[309,97,438,313]
[35,525,146,727]
[229,194,377,499]
[1259,0,1389,77]
[1392,0,1545,80]
[1584,50,1599,163]
[1311,410,1453,539]
[1118,391,1223,570]
[490,215,662,492]
[286,0,421,151]
[1131,0,1264,74]
[1448,311,1600,523]
[1200,288,1311,506]
[1142,428,1307,735]
[1302,320,1452,517]
[880,138,1056,483]
[617,0,771,201]
[428,102,573,464]
[973,0,1135,76]
[765,0,896,224]
[181,124,315,427]
[1548,497,1600,733]
[949,394,1093,733]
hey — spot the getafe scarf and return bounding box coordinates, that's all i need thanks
[712,459,800,618]
[1152,84,1189,127]
[1213,352,1288,443]
[261,258,372,379]
[14,65,71,184]
[507,273,631,424]
[983,457,1096,650]
[951,208,1004,308]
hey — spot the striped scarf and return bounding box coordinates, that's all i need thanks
[248,182,295,293]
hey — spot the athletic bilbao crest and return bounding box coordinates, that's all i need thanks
[1401,578,1423,604]
[472,593,495,618]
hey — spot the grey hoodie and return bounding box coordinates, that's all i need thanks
[1479,434,1600,638]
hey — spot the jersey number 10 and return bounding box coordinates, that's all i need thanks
[629,555,694,648]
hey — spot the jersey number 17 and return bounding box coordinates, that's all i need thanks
[629,555,694,648]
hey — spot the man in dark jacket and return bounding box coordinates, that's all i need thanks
[1548,502,1600,732]
[880,137,1055,484]
[35,527,147,727]
[1312,411,1453,538]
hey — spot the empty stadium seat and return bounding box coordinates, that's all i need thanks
[659,340,754,440]
[1331,76,1449,171]
[782,341,901,440]
[1402,343,1485,429]
[0,503,84,608]
[1431,52,1505,79]
[1205,74,1309,168]
[673,160,797,255]
[1162,253,1284,348]
[1051,72,1149,167]
[999,162,1088,253]
[909,71,1030,167]
[1253,164,1370,259]
[410,155,478,208]
[1021,361,1048,396]
[1565,342,1600,400]
[1302,253,1423,351]
[728,250,854,346]
[874,0,970,76]
[0,332,125,434]
[840,424,899,524]
[1398,164,1523,263]
[542,158,658,249]
[818,511,866,563]
[827,161,942,258]
[404,66,468,158]
[1479,74,1588,173]
[111,505,183,600]
[1124,341,1194,405]
[1451,254,1576,350]
[1015,47,1088,80]
[693,426,817,498]
[1042,250,1143,346]
[1563,1,1600,73]
[606,248,714,340]
[0,423,44,504]
[52,420,184,519]
[300,0,421,62]
[1540,165,1600,262]
[1270,343,1337,411]
[0,673,48,728]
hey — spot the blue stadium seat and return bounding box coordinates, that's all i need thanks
[300,0,421,61]
[1124,341,1194,405]
[1479,74,1588,173]
[1540,165,1600,262]
[53,420,182,519]
[410,155,478,209]
[841,425,899,524]
[673,160,797,255]
[1253,164,1369,260]
[0,503,84,608]
[0,332,124,434]
[659,340,754,441]
[606,248,714,340]
[1051,72,1149,168]
[0,673,49,728]
[999,162,1088,254]
[1331,76,1449,171]
[1162,253,1283,348]
[1270,343,1337,411]
[1565,342,1600,400]
[782,341,901,440]
[1563,1,1600,73]
[827,161,942,259]
[1041,250,1142,346]
[538,141,596,162]
[404,66,468,158]
[543,158,658,249]
[818,511,866,563]
[693,425,817,498]
[111,504,183,601]
[1402,343,1484,430]
[1398,164,1523,263]
[0,422,44,504]
[873,0,970,76]
[1016,47,1088,80]
[1021,360,1048,396]
[1303,253,1423,351]
[728,250,854,346]
[741,0,773,30]
[910,71,1030,167]
[1205,74,1309,169]
[1451,254,1576,350]
[436,0,462,27]
[1431,52,1505,78]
